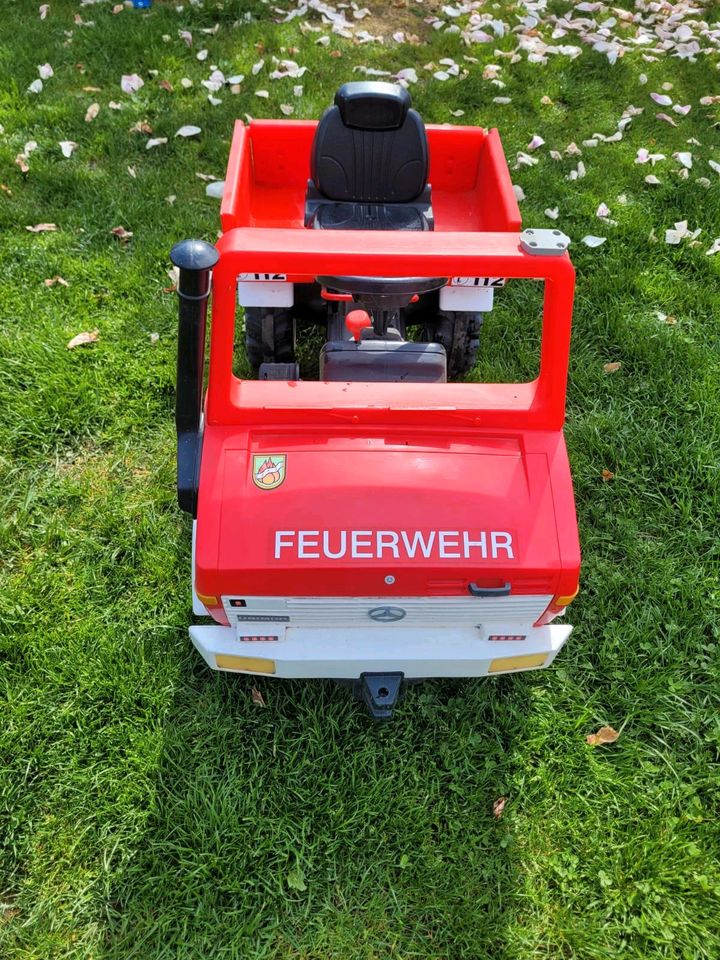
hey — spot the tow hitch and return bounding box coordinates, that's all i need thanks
[358,672,404,720]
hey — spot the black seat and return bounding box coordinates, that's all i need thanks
[305,81,434,232]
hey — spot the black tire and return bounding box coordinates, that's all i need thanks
[244,308,296,369]
[425,311,483,379]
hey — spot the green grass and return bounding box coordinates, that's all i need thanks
[1,1,720,957]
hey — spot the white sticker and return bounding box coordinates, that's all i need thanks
[450,276,506,288]
[237,272,287,282]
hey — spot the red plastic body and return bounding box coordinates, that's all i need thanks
[195,119,580,625]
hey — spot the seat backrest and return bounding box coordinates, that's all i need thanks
[310,82,429,204]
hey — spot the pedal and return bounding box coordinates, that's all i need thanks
[258,362,300,380]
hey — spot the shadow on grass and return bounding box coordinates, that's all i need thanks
[99,647,536,960]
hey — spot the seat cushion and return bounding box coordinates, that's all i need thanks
[314,202,427,232]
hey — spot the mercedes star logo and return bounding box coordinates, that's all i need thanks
[368,606,407,623]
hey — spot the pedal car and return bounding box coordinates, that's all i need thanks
[170,82,580,718]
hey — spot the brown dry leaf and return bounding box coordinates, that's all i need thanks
[493,797,507,819]
[251,686,266,707]
[603,361,622,374]
[111,225,133,242]
[586,725,620,746]
[665,315,677,326]
[83,85,101,92]
[0,183,12,195]
[195,172,218,182]
[85,102,100,123]
[67,329,99,349]
[330,50,343,58]
[26,223,58,233]
[159,79,173,92]
[130,120,153,134]
[15,154,29,173]
[601,469,615,482]
[112,3,124,12]
[44,276,69,287]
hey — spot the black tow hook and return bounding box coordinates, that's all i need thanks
[358,672,404,720]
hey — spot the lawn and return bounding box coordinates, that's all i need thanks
[1,0,719,957]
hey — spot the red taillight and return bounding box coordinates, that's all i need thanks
[534,587,578,627]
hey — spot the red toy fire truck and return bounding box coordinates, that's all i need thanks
[170,82,580,717]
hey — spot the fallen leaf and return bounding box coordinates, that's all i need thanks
[111,225,132,241]
[85,102,100,122]
[44,276,69,287]
[586,725,620,746]
[251,686,266,707]
[493,797,507,818]
[601,469,614,482]
[175,125,201,138]
[603,361,621,373]
[67,329,99,349]
[26,223,57,232]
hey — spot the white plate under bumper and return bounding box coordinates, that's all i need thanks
[189,623,572,679]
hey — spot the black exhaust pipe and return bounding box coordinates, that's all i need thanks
[169,239,219,516]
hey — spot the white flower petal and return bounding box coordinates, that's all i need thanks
[146,137,168,149]
[645,175,661,185]
[650,92,672,107]
[175,125,201,138]
[527,134,545,151]
[38,63,53,80]
[673,152,692,169]
[544,207,559,220]
[121,73,144,94]
[28,79,43,94]
[59,140,77,158]
[582,236,606,248]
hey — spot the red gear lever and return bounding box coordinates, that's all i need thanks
[345,309,373,342]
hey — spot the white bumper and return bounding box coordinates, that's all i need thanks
[189,622,572,679]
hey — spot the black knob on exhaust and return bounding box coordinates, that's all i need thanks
[170,239,219,516]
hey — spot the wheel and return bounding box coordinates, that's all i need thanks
[424,311,483,379]
[244,308,296,369]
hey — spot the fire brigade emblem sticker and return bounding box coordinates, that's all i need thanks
[252,454,287,490]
